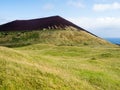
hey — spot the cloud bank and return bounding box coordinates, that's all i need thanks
[68,17,120,37]
[93,2,120,11]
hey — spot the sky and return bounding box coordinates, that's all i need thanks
[0,0,120,38]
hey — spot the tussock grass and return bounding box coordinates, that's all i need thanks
[0,44,120,90]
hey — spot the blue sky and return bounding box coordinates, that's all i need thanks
[0,0,120,38]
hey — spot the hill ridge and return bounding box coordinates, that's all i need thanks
[0,16,98,37]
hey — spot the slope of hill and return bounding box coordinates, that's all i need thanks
[0,28,114,47]
[0,45,120,90]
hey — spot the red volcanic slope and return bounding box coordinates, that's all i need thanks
[0,16,97,37]
[0,16,85,31]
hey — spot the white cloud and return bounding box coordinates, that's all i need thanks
[68,17,120,37]
[42,3,54,10]
[67,0,85,8]
[93,2,120,11]
[68,17,120,29]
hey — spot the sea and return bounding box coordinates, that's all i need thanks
[104,38,120,45]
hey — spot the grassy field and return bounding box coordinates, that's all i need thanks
[0,29,120,90]
[0,44,120,90]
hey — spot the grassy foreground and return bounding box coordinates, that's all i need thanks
[0,44,120,90]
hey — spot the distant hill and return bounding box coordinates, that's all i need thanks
[0,16,115,47]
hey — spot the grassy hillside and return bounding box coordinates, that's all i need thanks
[0,27,114,47]
[0,44,120,90]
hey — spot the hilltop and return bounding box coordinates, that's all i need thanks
[0,16,85,31]
[0,16,97,37]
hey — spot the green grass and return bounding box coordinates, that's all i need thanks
[0,44,120,90]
